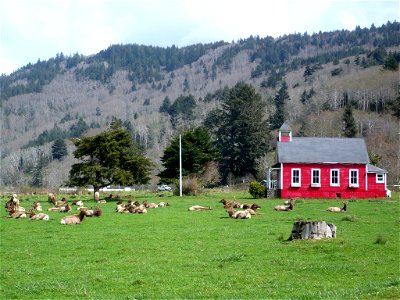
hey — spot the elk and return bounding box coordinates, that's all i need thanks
[5,196,24,213]
[60,210,86,225]
[188,205,212,211]
[59,203,72,213]
[284,198,296,205]
[116,201,128,213]
[32,202,43,211]
[72,200,84,209]
[28,209,49,221]
[219,199,241,208]
[81,206,102,217]
[274,200,294,211]
[327,202,348,212]
[145,202,159,208]
[226,207,251,219]
[48,193,56,205]
[94,192,107,203]
[245,204,261,215]
[7,206,27,219]
[128,205,147,214]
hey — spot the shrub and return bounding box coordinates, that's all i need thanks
[331,67,343,76]
[174,177,202,196]
[249,181,266,199]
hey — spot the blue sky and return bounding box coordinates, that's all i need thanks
[0,0,398,75]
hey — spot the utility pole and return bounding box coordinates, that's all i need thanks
[179,134,182,197]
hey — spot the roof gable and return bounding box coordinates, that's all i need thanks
[277,137,369,164]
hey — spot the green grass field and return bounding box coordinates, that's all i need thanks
[1,190,399,299]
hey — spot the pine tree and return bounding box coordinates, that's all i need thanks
[342,104,357,137]
[270,81,290,129]
[205,82,272,181]
[52,139,68,160]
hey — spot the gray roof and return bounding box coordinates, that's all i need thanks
[279,122,292,132]
[277,137,370,164]
[367,164,387,173]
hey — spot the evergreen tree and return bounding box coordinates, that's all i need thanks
[270,81,290,129]
[342,103,357,137]
[204,82,272,181]
[303,65,313,79]
[30,151,48,187]
[70,117,89,138]
[52,139,68,160]
[158,127,219,184]
[159,96,171,113]
[68,126,154,199]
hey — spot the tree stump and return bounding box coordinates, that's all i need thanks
[289,221,336,240]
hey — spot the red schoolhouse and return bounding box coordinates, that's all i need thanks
[268,123,388,199]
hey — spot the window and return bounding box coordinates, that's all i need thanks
[311,169,320,187]
[330,169,340,187]
[349,169,359,187]
[376,174,384,183]
[291,169,301,187]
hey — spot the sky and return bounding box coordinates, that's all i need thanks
[0,0,398,75]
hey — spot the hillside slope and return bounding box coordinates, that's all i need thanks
[1,22,399,187]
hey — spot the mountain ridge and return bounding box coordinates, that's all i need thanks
[1,21,399,187]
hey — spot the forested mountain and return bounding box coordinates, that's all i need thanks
[1,21,399,188]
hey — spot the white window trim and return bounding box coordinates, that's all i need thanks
[330,169,340,187]
[376,173,384,183]
[349,169,359,188]
[291,168,301,187]
[311,168,321,187]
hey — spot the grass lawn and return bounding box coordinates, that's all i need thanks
[1,190,399,299]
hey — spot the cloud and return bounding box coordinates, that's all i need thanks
[0,0,399,74]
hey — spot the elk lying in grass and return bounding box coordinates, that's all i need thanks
[32,202,42,211]
[244,204,262,215]
[145,201,159,208]
[72,200,84,210]
[327,202,348,212]
[5,196,25,213]
[188,205,212,211]
[60,210,86,225]
[59,203,71,213]
[219,199,242,208]
[28,209,49,221]
[226,207,251,219]
[274,200,294,211]
[127,205,147,214]
[116,201,128,213]
[80,206,102,217]
[7,205,27,219]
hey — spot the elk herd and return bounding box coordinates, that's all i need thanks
[3,192,351,225]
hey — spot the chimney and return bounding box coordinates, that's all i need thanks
[278,122,292,142]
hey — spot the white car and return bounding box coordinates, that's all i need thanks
[158,185,172,191]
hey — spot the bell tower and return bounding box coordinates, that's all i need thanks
[278,122,292,142]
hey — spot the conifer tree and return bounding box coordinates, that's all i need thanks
[342,103,357,137]
[270,81,290,129]
[205,82,271,181]
[52,139,68,160]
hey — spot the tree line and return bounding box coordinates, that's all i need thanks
[1,22,398,103]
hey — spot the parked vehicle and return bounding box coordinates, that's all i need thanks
[158,185,172,191]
